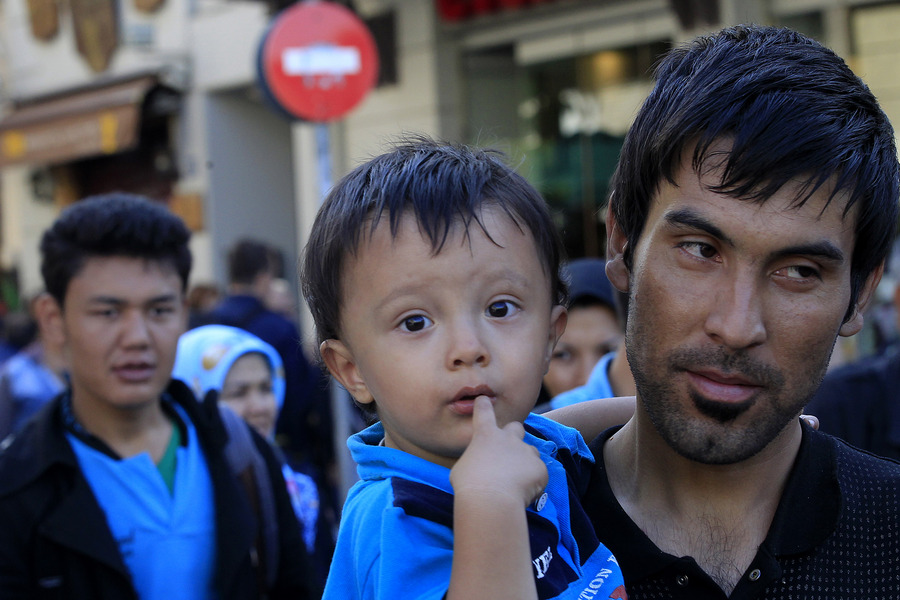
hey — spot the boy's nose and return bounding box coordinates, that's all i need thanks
[447,321,490,368]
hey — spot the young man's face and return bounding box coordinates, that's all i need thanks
[322,206,566,468]
[608,150,880,465]
[50,256,187,418]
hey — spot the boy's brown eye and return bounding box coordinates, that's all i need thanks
[487,301,511,318]
[402,315,430,332]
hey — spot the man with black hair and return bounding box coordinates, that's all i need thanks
[0,194,316,599]
[582,24,900,599]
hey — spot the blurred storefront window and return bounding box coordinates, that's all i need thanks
[463,40,668,260]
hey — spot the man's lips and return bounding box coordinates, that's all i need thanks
[686,369,761,404]
[112,362,156,382]
[449,385,496,415]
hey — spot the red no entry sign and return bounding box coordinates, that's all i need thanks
[257,1,379,122]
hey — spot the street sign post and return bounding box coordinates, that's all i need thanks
[257,0,379,122]
[258,1,380,501]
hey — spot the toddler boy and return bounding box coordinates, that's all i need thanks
[301,137,625,600]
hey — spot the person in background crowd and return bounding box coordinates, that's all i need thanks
[0,306,40,366]
[0,193,317,599]
[172,324,334,584]
[545,252,635,411]
[266,277,300,322]
[541,257,623,399]
[0,292,67,441]
[186,282,222,329]
[203,239,334,501]
[805,254,900,460]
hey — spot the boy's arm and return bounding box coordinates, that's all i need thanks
[448,397,547,600]
[543,396,636,442]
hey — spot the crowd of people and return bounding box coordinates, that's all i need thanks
[0,22,898,600]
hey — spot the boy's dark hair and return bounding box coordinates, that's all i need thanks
[228,239,278,285]
[611,24,900,321]
[40,193,192,306]
[301,136,567,349]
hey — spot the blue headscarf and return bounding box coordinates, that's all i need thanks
[172,325,286,411]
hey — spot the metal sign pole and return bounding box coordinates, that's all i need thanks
[315,123,360,506]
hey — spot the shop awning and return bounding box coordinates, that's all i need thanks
[0,76,158,168]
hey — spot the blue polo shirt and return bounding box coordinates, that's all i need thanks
[323,413,625,600]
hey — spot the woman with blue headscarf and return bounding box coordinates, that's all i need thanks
[172,325,321,556]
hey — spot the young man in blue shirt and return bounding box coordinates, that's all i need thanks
[0,194,316,599]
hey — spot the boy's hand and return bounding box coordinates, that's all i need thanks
[450,396,548,507]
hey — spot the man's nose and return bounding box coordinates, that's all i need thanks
[121,310,151,345]
[703,272,767,350]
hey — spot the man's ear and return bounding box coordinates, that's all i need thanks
[34,293,66,348]
[320,339,374,405]
[605,208,630,294]
[839,262,884,337]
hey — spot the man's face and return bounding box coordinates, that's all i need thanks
[610,154,877,465]
[52,256,187,418]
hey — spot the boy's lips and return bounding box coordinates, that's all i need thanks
[449,385,496,415]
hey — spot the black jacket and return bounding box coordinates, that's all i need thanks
[0,380,318,600]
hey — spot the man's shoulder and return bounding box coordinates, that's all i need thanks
[0,398,71,497]
[827,429,900,479]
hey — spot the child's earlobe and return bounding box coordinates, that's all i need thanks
[546,305,567,363]
[320,339,375,405]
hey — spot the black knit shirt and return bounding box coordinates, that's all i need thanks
[584,425,900,599]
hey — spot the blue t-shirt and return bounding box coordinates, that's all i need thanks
[550,352,617,410]
[67,403,218,600]
[323,413,625,600]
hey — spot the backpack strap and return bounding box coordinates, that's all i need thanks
[218,404,280,590]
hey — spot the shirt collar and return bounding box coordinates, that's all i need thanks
[764,423,841,555]
[62,390,188,459]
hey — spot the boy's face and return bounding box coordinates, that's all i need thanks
[322,206,566,468]
[47,256,188,418]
